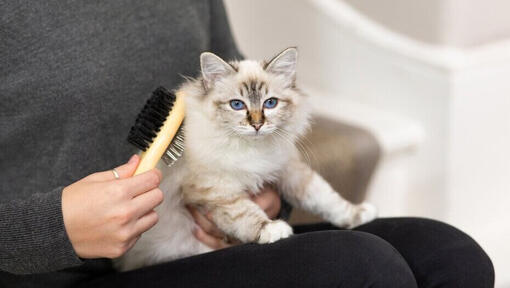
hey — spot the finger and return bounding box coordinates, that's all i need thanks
[265,202,281,220]
[251,188,281,219]
[122,235,141,255]
[119,169,162,197]
[188,207,225,239]
[131,188,164,218]
[193,226,230,250]
[251,193,272,211]
[252,184,279,210]
[133,210,159,236]
[86,155,140,182]
[255,196,281,219]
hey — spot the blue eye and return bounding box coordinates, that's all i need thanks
[230,99,246,110]
[263,98,278,109]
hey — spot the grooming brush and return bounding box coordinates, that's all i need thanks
[127,86,186,175]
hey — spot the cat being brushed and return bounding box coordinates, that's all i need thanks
[115,47,377,271]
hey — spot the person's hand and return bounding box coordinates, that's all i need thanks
[62,155,164,259]
[188,184,281,249]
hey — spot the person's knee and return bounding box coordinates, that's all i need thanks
[414,218,495,287]
[341,232,417,288]
[363,218,495,288]
[288,231,417,288]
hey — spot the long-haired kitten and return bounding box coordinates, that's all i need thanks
[115,47,377,271]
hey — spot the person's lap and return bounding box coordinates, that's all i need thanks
[297,218,494,288]
[84,218,494,288]
[356,218,494,287]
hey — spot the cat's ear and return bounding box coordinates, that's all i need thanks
[200,52,235,90]
[265,47,298,87]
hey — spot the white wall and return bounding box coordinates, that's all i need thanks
[448,60,510,287]
[344,0,510,47]
[342,0,446,45]
[224,0,449,218]
[223,0,510,286]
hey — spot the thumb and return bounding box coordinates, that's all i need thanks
[85,154,140,182]
[113,154,140,179]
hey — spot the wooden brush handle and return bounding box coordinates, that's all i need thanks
[134,91,186,175]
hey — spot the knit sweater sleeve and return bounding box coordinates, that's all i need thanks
[0,187,83,274]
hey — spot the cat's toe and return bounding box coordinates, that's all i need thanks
[350,203,378,228]
[258,220,293,244]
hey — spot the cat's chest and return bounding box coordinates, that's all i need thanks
[208,147,288,192]
[186,140,290,179]
[228,147,287,174]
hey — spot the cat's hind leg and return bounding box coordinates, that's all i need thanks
[278,157,377,228]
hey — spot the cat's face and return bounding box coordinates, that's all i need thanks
[198,48,309,140]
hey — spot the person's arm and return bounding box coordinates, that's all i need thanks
[0,155,163,275]
[0,188,83,274]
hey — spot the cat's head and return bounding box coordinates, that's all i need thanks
[189,47,310,141]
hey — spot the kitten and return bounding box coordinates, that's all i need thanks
[115,47,377,271]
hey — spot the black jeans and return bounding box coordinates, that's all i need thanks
[84,218,494,288]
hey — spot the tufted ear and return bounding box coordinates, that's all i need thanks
[265,47,298,87]
[200,52,235,90]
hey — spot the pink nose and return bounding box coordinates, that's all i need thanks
[251,123,263,131]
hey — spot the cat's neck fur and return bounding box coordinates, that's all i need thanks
[183,95,293,192]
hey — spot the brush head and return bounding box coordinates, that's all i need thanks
[127,86,176,151]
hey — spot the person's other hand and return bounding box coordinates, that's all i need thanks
[62,155,164,259]
[188,184,281,250]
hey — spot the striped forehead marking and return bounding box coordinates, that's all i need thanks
[240,80,267,106]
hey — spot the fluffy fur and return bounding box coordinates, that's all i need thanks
[115,48,377,271]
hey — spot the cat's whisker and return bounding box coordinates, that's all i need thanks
[295,135,319,169]
[276,128,313,167]
[271,131,287,151]
[275,129,297,150]
[274,129,313,167]
[293,136,315,168]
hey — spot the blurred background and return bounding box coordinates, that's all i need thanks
[223,0,510,286]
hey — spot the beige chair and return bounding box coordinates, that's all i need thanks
[289,116,381,224]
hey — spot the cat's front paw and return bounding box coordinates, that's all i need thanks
[258,220,293,244]
[349,203,377,228]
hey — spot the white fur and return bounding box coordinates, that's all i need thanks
[115,48,376,271]
[258,220,293,244]
[116,95,294,270]
[115,161,211,271]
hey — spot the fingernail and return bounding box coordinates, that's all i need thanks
[128,154,138,164]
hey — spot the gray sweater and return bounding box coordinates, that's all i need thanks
[0,1,240,286]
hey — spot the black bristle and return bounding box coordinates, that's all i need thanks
[127,86,176,151]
